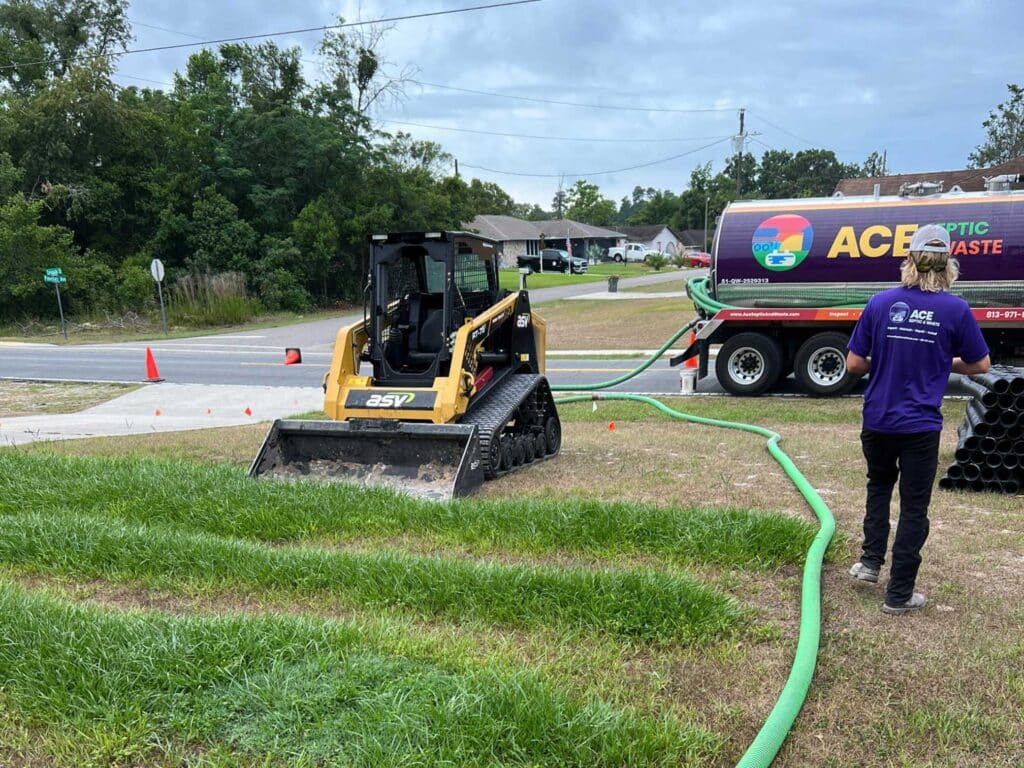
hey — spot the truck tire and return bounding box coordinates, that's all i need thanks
[793,332,860,397]
[613,254,623,262]
[716,333,784,396]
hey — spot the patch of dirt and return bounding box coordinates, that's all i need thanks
[0,381,138,418]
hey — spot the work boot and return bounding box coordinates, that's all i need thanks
[849,561,880,584]
[881,593,927,615]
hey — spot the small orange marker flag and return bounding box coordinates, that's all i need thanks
[608,421,616,431]
[244,407,253,416]
[207,408,213,415]
[154,409,161,417]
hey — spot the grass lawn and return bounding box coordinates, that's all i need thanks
[0,307,354,346]
[1,395,1021,766]
[538,296,694,349]
[0,380,138,418]
[498,269,604,290]
[498,263,663,292]
[624,278,689,294]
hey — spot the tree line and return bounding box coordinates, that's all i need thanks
[1,1,1019,324]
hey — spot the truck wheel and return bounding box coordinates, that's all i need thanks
[716,333,784,396]
[793,332,860,397]
[613,254,623,262]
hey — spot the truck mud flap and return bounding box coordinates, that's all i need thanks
[249,419,485,501]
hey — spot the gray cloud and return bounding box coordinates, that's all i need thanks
[120,0,1023,207]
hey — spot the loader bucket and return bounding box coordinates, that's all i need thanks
[248,419,485,501]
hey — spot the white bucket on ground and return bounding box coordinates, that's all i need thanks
[679,369,697,394]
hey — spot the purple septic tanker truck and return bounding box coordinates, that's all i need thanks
[675,186,1024,396]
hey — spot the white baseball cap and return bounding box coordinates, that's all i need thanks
[910,224,951,253]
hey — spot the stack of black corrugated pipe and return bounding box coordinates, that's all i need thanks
[941,365,1024,493]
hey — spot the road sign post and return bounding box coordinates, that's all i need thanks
[150,258,167,335]
[44,268,67,339]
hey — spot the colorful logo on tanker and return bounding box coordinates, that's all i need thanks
[751,214,814,272]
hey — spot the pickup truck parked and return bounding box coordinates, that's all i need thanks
[517,248,589,274]
[607,242,659,262]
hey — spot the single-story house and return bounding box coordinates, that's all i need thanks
[834,157,1024,196]
[466,215,625,267]
[677,229,712,252]
[615,225,686,255]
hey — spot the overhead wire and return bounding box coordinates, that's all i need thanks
[380,119,732,144]
[409,79,738,114]
[0,0,541,72]
[460,136,733,178]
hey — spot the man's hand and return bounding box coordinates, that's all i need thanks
[952,355,991,375]
[846,350,870,375]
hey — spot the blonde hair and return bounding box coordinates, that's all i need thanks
[900,251,959,292]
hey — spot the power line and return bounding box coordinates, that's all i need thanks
[460,136,733,178]
[128,18,204,40]
[410,79,737,114]
[746,110,821,147]
[0,0,541,72]
[381,119,732,144]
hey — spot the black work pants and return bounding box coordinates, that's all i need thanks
[859,429,941,605]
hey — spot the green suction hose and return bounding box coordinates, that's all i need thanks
[551,320,836,765]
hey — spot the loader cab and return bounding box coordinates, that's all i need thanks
[368,232,502,387]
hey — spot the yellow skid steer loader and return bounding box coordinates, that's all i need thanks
[249,231,561,499]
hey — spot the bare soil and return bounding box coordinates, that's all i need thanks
[0,380,138,418]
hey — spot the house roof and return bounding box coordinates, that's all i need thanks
[536,219,624,239]
[615,224,682,242]
[466,215,624,241]
[465,215,542,241]
[677,229,709,247]
[834,157,1024,196]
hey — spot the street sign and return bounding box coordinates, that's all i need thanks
[45,267,63,277]
[44,274,67,284]
[150,258,168,335]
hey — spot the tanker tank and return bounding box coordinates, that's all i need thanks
[712,189,1024,309]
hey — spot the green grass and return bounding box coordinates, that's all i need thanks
[498,269,604,290]
[0,512,746,642]
[0,453,818,569]
[555,397,865,426]
[0,307,354,346]
[0,581,723,766]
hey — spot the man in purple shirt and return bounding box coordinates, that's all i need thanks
[846,224,990,615]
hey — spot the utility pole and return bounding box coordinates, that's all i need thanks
[734,108,746,196]
[881,149,887,176]
[454,158,459,178]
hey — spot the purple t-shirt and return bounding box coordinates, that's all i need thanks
[848,287,989,433]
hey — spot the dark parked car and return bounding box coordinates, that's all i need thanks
[518,248,588,274]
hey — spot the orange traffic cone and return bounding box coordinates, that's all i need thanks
[284,347,302,366]
[145,347,164,382]
[685,332,698,369]
[244,407,253,417]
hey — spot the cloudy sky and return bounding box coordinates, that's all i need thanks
[117,0,1023,208]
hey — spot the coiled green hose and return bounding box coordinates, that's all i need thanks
[549,276,836,766]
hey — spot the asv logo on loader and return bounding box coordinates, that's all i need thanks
[365,392,416,408]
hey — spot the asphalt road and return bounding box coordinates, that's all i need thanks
[0,270,699,392]
[0,265,973,398]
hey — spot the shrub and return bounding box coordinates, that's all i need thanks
[646,253,668,271]
[670,253,689,268]
[258,268,310,312]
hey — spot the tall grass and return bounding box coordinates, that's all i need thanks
[168,272,262,327]
[0,453,818,568]
[0,512,745,642]
[0,581,723,766]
